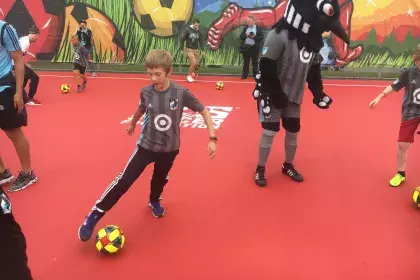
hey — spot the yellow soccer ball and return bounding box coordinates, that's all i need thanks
[95,225,125,254]
[413,186,420,208]
[132,0,193,37]
[216,81,224,90]
[60,84,71,93]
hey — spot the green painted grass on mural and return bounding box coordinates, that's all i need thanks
[348,52,414,68]
[54,0,244,66]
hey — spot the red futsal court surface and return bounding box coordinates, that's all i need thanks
[2,72,420,280]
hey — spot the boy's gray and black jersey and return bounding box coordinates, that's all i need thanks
[73,44,89,67]
[391,66,420,121]
[137,82,205,153]
[260,29,314,105]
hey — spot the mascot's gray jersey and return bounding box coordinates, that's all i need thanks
[261,29,314,104]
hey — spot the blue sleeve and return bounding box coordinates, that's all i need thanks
[2,24,21,52]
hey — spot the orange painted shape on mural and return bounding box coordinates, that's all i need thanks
[60,5,125,63]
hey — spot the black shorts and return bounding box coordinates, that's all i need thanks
[73,63,86,74]
[0,87,28,131]
[0,193,33,279]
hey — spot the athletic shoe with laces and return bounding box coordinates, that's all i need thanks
[27,98,42,106]
[282,163,304,182]
[389,173,405,187]
[8,170,38,192]
[148,201,165,218]
[78,210,105,242]
[0,169,14,186]
[254,165,267,187]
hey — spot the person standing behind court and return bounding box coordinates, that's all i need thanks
[76,20,97,77]
[180,19,206,83]
[239,16,264,80]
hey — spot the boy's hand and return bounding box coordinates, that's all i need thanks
[14,92,24,113]
[207,141,217,159]
[369,94,384,109]
[126,124,135,136]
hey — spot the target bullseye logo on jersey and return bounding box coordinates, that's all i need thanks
[154,114,172,131]
[74,53,80,60]
[413,88,420,105]
[300,47,313,63]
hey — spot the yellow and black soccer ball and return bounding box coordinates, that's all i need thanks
[132,0,194,37]
[216,81,224,90]
[60,84,71,93]
[95,225,125,254]
[412,186,420,207]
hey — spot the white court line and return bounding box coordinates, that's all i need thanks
[38,74,388,88]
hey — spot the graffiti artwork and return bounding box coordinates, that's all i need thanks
[0,0,419,68]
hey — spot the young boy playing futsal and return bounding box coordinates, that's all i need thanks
[78,49,218,242]
[71,34,89,93]
[369,44,420,187]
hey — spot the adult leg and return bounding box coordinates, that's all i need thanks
[148,150,179,217]
[186,49,197,82]
[193,49,200,78]
[242,50,251,79]
[24,66,40,101]
[254,107,282,187]
[281,103,303,182]
[78,146,154,241]
[250,47,259,78]
[0,88,37,192]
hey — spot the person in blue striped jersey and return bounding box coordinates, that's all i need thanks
[0,20,38,192]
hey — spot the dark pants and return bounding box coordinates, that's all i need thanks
[0,193,33,280]
[242,47,259,78]
[95,145,179,211]
[23,65,39,99]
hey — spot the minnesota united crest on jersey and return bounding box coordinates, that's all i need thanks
[391,66,420,120]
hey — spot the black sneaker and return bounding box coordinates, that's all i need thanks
[282,163,303,182]
[0,169,14,186]
[81,80,87,90]
[255,165,267,187]
[8,170,38,192]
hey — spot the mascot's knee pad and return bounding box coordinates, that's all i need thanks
[282,117,300,133]
[262,122,280,132]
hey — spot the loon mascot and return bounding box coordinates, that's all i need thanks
[253,0,350,187]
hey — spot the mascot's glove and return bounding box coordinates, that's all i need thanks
[313,92,333,109]
[252,71,288,118]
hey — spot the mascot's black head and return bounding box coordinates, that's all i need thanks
[277,0,349,52]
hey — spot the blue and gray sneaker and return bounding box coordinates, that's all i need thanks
[148,201,165,218]
[78,210,104,242]
[0,169,14,186]
[8,170,37,192]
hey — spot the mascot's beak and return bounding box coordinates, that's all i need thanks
[330,19,350,44]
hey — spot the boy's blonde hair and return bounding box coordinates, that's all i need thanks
[414,44,420,61]
[145,49,173,74]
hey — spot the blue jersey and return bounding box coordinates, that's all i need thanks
[0,20,21,93]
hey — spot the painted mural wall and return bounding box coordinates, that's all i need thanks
[0,0,419,68]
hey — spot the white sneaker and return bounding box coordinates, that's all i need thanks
[186,75,194,83]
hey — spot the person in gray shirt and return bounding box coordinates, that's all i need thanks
[252,0,350,187]
[77,49,218,242]
[71,34,89,93]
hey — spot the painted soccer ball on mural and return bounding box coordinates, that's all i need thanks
[131,0,193,37]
